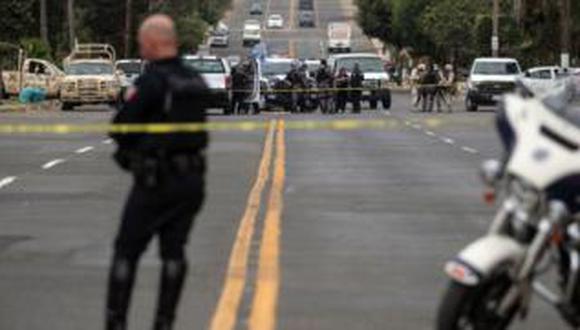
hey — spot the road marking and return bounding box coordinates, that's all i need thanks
[425,130,436,137]
[0,176,17,189]
[249,120,285,330]
[42,159,65,170]
[75,146,94,154]
[411,124,422,130]
[462,146,479,154]
[102,139,113,145]
[209,121,276,330]
[442,137,455,145]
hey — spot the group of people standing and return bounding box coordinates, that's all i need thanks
[410,62,456,113]
[289,59,366,114]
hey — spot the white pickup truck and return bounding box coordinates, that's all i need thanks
[522,66,575,97]
[327,22,351,54]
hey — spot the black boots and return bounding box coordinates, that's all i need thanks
[153,260,188,330]
[106,258,187,330]
[106,257,138,330]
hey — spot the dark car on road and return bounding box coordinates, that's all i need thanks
[250,2,263,15]
[299,10,315,27]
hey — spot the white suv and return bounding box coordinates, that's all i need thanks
[466,58,522,112]
[183,55,232,115]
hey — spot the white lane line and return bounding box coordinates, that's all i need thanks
[75,146,94,154]
[102,139,113,145]
[425,130,436,137]
[462,146,479,154]
[411,124,422,130]
[0,176,17,189]
[442,137,455,145]
[42,159,66,170]
[404,121,411,126]
[384,111,392,116]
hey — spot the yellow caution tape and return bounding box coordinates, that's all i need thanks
[0,118,447,135]
[232,83,462,94]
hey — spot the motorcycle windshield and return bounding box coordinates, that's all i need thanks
[542,81,580,128]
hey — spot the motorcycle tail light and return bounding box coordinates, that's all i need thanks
[483,188,496,206]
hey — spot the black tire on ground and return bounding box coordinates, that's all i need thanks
[369,100,378,110]
[437,279,517,330]
[61,102,74,111]
[382,93,391,110]
[466,96,478,112]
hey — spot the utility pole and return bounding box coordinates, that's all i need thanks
[68,0,76,50]
[40,0,49,45]
[491,0,500,57]
[124,0,133,58]
[560,0,571,68]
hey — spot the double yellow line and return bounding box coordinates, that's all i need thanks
[209,120,286,330]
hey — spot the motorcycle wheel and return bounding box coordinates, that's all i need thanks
[437,274,518,330]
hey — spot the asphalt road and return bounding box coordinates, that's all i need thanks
[0,0,568,329]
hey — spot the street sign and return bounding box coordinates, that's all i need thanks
[491,36,499,54]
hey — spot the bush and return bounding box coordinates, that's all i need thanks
[20,38,52,61]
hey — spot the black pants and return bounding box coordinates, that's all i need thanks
[351,91,362,113]
[336,91,348,113]
[106,170,205,330]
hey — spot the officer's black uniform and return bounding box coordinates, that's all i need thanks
[350,66,364,114]
[231,67,247,115]
[335,70,350,113]
[107,57,209,330]
[420,66,439,113]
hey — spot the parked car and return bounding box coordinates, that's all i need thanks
[250,2,263,15]
[115,59,143,93]
[209,28,229,48]
[328,53,392,110]
[60,43,121,111]
[183,55,232,115]
[267,14,284,29]
[465,57,522,112]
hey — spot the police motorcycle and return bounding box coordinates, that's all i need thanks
[437,81,580,329]
[300,70,319,113]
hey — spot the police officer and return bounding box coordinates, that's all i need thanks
[350,63,364,114]
[106,15,209,330]
[231,65,250,115]
[315,60,333,114]
[286,62,303,112]
[335,67,350,114]
[419,63,439,113]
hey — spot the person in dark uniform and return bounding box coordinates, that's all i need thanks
[420,63,439,113]
[106,15,209,330]
[315,59,334,114]
[230,66,247,115]
[350,63,364,114]
[335,67,350,113]
[286,62,303,112]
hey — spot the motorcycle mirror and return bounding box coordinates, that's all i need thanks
[479,159,502,186]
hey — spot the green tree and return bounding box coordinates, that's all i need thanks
[419,0,486,64]
[355,0,392,43]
